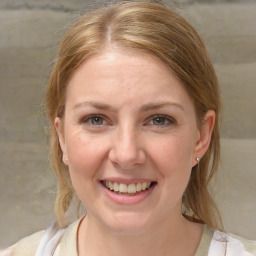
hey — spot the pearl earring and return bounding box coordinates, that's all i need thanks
[63,155,68,162]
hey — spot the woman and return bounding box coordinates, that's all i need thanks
[6,1,256,255]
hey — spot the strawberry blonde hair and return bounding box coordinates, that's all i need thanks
[46,1,222,229]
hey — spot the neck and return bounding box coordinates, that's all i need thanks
[78,214,203,256]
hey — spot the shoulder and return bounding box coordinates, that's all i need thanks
[226,232,256,255]
[11,230,44,256]
[14,231,45,255]
[3,218,82,256]
[209,229,256,256]
[0,232,44,256]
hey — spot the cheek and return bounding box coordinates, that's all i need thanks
[65,135,107,204]
[66,134,107,177]
[146,136,194,210]
[150,135,195,174]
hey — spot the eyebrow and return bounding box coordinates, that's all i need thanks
[140,102,184,112]
[73,101,184,112]
[73,101,116,111]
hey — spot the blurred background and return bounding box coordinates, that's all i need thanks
[0,0,255,248]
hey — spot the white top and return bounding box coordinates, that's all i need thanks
[7,218,256,256]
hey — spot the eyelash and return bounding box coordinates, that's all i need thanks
[80,114,176,128]
[81,115,108,127]
[146,115,175,127]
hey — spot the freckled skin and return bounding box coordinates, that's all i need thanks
[55,48,215,255]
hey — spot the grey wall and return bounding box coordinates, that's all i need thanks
[0,0,255,248]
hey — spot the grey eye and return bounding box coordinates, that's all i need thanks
[152,117,167,125]
[90,116,104,125]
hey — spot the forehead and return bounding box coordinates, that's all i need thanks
[68,48,178,90]
[66,48,195,113]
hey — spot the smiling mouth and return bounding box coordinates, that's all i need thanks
[101,180,156,196]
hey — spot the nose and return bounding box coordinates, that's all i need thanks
[108,126,146,169]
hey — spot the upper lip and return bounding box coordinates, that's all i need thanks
[100,178,157,184]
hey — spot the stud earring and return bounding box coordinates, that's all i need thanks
[196,157,200,164]
[63,155,68,163]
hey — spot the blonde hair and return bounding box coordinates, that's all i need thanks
[46,1,222,229]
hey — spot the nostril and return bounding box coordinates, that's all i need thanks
[108,147,146,170]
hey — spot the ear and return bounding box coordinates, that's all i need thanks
[193,110,215,166]
[54,117,69,165]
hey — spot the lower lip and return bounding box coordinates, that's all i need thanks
[100,182,156,205]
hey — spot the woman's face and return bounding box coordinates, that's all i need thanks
[56,49,213,234]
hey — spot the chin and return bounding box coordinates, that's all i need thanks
[100,212,152,235]
[108,223,149,236]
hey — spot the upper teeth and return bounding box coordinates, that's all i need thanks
[104,181,152,193]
